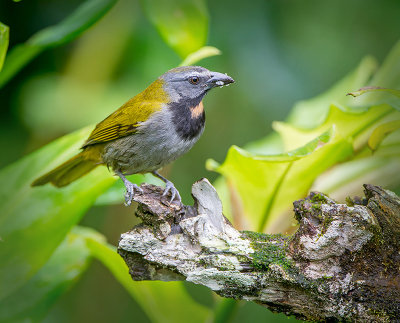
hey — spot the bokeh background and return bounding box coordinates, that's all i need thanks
[1,0,400,322]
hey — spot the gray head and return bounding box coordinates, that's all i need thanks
[160,66,235,102]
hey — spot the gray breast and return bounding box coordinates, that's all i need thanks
[101,107,205,175]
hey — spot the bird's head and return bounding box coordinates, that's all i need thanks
[159,66,235,103]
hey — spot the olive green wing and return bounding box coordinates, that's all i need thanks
[82,79,166,148]
[82,122,140,147]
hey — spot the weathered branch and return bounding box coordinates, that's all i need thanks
[118,179,400,322]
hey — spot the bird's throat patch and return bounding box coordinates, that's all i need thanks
[170,96,206,140]
[190,101,204,119]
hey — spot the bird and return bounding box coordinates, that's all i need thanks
[32,66,235,206]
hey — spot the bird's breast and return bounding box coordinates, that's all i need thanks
[101,102,205,174]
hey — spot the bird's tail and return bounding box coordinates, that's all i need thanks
[31,152,98,187]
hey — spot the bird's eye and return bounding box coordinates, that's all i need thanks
[189,76,200,85]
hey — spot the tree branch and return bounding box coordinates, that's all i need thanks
[118,179,400,322]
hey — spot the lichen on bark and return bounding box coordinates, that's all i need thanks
[118,179,400,322]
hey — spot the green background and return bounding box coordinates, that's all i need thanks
[1,0,400,322]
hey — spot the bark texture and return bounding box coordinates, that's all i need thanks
[118,179,400,322]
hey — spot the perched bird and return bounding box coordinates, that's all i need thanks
[32,66,235,205]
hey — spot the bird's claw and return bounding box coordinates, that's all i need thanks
[162,180,182,205]
[124,182,143,206]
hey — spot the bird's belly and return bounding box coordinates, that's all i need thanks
[101,112,203,174]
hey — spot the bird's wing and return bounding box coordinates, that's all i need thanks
[82,122,141,147]
[82,101,164,148]
[82,79,167,148]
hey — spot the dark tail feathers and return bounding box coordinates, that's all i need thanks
[31,153,98,187]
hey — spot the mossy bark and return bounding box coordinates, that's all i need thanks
[118,179,400,322]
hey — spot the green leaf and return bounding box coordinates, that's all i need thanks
[314,155,400,201]
[275,104,394,152]
[368,119,400,151]
[86,238,211,323]
[179,46,221,66]
[142,0,209,58]
[286,56,377,129]
[0,127,116,301]
[0,22,9,72]
[208,128,353,232]
[0,0,117,88]
[209,102,397,232]
[345,41,400,111]
[211,134,285,225]
[314,127,400,199]
[0,226,104,322]
[0,44,42,89]
[347,86,400,99]
[213,298,238,323]
[368,40,400,89]
[347,86,400,111]
[210,41,400,234]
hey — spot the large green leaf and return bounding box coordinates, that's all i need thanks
[0,22,9,72]
[0,226,104,323]
[213,55,376,220]
[209,128,353,232]
[286,56,377,129]
[0,0,117,88]
[0,127,116,301]
[347,86,400,111]
[86,238,211,323]
[210,101,397,232]
[314,155,400,201]
[211,41,400,233]
[314,130,400,199]
[348,87,400,100]
[244,55,379,156]
[368,40,400,89]
[345,41,400,111]
[0,220,211,323]
[275,104,395,151]
[142,0,209,58]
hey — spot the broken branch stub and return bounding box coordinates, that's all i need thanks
[118,179,400,322]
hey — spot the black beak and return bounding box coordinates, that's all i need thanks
[206,72,235,88]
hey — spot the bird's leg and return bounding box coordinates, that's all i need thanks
[116,171,143,206]
[152,171,182,205]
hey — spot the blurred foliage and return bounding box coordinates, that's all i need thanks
[0,0,118,88]
[209,128,353,232]
[0,22,9,71]
[209,44,400,233]
[180,46,221,67]
[142,0,209,58]
[0,0,220,322]
[0,226,104,322]
[86,237,211,323]
[1,0,400,322]
[0,127,115,301]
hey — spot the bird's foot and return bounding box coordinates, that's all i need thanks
[116,171,144,206]
[151,171,183,207]
[162,180,182,206]
[124,181,143,206]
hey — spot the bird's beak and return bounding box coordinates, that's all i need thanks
[206,72,235,88]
